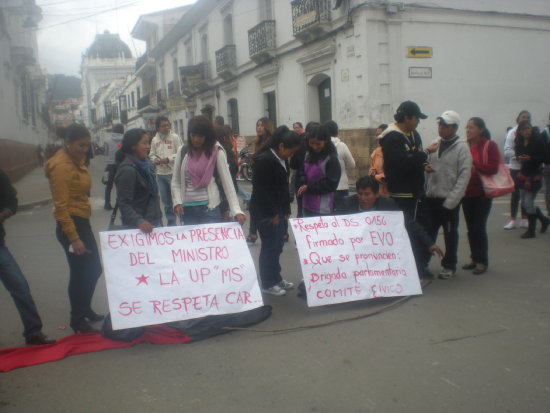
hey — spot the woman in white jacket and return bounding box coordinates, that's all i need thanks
[325,120,356,211]
[171,116,246,226]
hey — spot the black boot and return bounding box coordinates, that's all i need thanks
[521,214,537,239]
[536,208,549,233]
[70,316,99,334]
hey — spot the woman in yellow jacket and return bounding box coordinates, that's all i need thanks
[46,124,103,334]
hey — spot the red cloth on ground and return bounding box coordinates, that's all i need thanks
[0,326,190,372]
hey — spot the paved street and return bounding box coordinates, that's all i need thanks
[1,155,549,412]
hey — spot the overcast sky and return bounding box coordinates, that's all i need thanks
[36,0,196,77]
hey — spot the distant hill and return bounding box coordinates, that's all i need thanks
[48,75,82,100]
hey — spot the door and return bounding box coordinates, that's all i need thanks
[317,77,332,123]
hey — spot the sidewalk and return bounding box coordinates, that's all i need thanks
[12,166,52,211]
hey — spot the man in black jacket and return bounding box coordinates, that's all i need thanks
[379,100,428,220]
[0,168,55,345]
[337,176,442,279]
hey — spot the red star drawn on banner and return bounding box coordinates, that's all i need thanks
[136,274,149,286]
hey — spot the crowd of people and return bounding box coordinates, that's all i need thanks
[2,103,549,346]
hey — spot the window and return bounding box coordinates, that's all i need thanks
[131,91,135,107]
[172,58,179,93]
[260,0,273,20]
[264,91,276,127]
[137,87,141,101]
[227,98,239,135]
[223,14,233,45]
[200,32,208,63]
[184,38,193,65]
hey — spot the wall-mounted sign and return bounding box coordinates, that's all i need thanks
[407,47,432,58]
[409,67,432,78]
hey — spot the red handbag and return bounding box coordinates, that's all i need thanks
[478,142,515,198]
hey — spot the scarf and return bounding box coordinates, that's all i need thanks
[126,155,158,196]
[186,146,219,189]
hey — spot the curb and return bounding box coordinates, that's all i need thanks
[18,198,52,212]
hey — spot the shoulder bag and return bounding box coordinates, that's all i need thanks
[478,141,514,198]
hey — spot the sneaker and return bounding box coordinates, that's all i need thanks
[262,285,286,296]
[503,219,516,230]
[520,218,528,228]
[279,279,294,290]
[438,268,456,280]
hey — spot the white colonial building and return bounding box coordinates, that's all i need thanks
[80,31,135,129]
[118,0,550,172]
[0,0,49,179]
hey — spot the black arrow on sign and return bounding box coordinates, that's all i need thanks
[411,48,430,56]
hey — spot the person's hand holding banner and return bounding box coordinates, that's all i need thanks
[99,223,263,330]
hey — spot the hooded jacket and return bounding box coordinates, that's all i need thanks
[425,136,472,210]
[115,158,163,227]
[379,123,427,198]
[331,137,356,191]
[105,132,124,165]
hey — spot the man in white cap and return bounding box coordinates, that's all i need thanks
[421,110,472,279]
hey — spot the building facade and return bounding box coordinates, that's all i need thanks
[114,0,550,174]
[80,31,135,130]
[0,0,49,179]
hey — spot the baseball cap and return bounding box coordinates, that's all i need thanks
[437,110,460,127]
[395,101,427,119]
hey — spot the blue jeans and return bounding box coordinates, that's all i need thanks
[237,184,251,202]
[0,246,43,338]
[182,205,222,225]
[258,212,285,289]
[158,174,176,226]
[56,217,102,318]
[519,188,538,215]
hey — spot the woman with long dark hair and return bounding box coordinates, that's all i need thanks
[514,120,549,238]
[461,117,499,275]
[215,124,239,221]
[296,123,341,216]
[246,117,274,243]
[114,128,163,232]
[171,116,246,225]
[250,126,301,296]
[46,123,103,333]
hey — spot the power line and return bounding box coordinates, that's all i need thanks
[35,1,139,31]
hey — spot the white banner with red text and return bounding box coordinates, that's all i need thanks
[290,212,422,307]
[99,223,263,330]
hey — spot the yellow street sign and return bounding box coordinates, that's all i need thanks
[407,47,432,58]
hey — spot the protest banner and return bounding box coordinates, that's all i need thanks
[99,223,263,330]
[290,212,422,307]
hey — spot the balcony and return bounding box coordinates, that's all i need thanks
[291,0,331,43]
[137,94,150,110]
[215,45,236,79]
[156,88,167,108]
[179,63,210,96]
[135,52,155,77]
[167,80,181,98]
[10,46,35,67]
[248,20,276,64]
